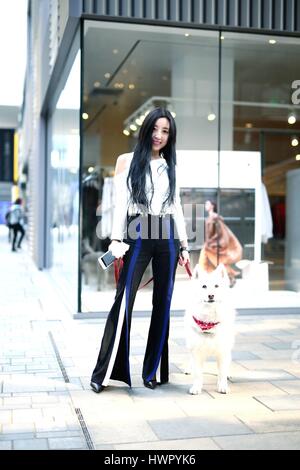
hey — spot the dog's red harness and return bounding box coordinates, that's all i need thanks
[192,316,220,331]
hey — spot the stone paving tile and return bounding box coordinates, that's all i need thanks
[237,410,300,433]
[13,438,49,450]
[266,342,297,350]
[254,394,300,411]
[2,422,35,434]
[213,431,300,450]
[271,380,300,394]
[0,409,12,423]
[0,441,12,450]
[148,416,252,440]
[89,420,158,446]
[0,432,35,441]
[115,437,221,450]
[229,368,297,382]
[48,437,88,450]
[12,408,43,423]
[174,394,267,416]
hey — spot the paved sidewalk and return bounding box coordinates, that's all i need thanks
[1,228,300,450]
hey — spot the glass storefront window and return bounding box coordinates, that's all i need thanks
[220,33,300,292]
[79,20,300,314]
[48,49,80,311]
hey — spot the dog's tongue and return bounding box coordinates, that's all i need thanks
[192,316,219,331]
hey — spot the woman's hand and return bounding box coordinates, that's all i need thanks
[179,249,190,266]
[108,240,129,259]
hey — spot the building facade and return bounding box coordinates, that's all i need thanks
[22,0,300,315]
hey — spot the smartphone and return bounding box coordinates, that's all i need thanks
[98,250,115,270]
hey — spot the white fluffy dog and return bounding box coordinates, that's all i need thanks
[184,264,236,395]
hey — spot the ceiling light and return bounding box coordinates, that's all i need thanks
[88,166,94,173]
[288,113,296,125]
[220,35,225,40]
[269,39,276,44]
[93,81,101,88]
[128,84,135,90]
[104,72,111,78]
[245,123,253,128]
[207,113,216,121]
[123,129,130,136]
[291,137,299,147]
[82,113,89,120]
[171,112,176,118]
[135,118,143,125]
[130,124,138,131]
[295,154,300,161]
[113,49,119,54]
[184,33,190,37]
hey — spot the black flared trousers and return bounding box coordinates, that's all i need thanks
[91,214,180,387]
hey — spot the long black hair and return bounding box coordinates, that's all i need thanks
[127,107,177,211]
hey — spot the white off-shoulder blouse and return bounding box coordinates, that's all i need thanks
[110,152,187,242]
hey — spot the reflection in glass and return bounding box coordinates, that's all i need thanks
[220,33,300,291]
[49,51,80,309]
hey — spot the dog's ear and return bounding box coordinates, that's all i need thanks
[192,264,206,280]
[215,264,230,284]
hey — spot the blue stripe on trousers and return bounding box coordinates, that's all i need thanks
[146,224,177,382]
[124,235,142,386]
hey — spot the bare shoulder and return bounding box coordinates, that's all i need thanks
[115,152,133,175]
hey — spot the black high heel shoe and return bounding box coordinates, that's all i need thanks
[143,378,157,390]
[90,381,104,393]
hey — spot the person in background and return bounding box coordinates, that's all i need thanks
[90,107,189,393]
[198,200,242,286]
[8,198,25,252]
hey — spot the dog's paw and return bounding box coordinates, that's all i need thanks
[217,380,230,394]
[189,384,202,395]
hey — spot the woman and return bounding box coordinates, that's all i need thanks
[198,200,242,283]
[90,107,189,393]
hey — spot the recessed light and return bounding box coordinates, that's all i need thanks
[128,84,135,90]
[269,39,276,44]
[123,129,130,136]
[220,35,225,40]
[207,113,216,121]
[291,137,299,147]
[245,123,253,128]
[113,49,119,54]
[93,81,101,88]
[295,154,300,161]
[88,166,94,173]
[185,33,190,37]
[104,72,111,78]
[288,113,296,125]
[82,113,89,120]
[130,124,138,131]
